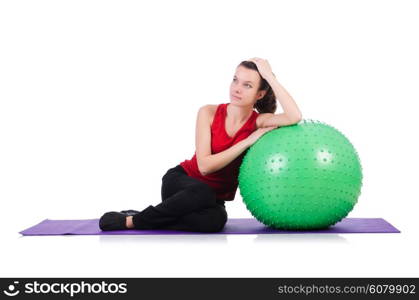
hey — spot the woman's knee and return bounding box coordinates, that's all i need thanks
[161,167,189,200]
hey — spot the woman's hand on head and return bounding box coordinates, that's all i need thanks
[247,57,276,80]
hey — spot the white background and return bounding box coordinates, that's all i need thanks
[1,0,418,277]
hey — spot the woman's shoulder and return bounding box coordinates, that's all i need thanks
[201,103,222,111]
[200,103,222,116]
[199,104,224,125]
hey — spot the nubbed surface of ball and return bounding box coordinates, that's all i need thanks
[238,119,363,230]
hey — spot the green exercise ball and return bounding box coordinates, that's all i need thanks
[238,119,363,230]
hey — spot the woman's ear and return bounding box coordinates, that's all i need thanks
[257,90,267,100]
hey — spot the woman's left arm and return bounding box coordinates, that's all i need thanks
[249,57,303,127]
[266,75,302,121]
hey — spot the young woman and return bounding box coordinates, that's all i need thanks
[99,57,302,233]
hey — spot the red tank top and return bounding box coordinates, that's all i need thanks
[179,103,259,201]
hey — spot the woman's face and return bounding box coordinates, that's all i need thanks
[229,65,266,107]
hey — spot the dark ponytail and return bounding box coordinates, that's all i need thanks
[238,61,277,114]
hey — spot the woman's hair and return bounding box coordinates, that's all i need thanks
[238,61,277,114]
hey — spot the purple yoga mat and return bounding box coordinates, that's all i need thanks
[19,218,400,236]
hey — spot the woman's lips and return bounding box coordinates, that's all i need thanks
[232,95,241,100]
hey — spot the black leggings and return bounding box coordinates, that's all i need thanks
[132,165,227,232]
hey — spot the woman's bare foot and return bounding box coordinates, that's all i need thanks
[126,216,134,229]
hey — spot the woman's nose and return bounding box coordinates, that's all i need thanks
[231,84,242,94]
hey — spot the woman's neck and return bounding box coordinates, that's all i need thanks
[227,103,254,123]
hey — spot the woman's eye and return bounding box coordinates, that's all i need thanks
[232,79,251,88]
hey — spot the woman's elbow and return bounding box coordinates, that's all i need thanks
[198,167,208,176]
[197,160,209,176]
[292,113,303,123]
